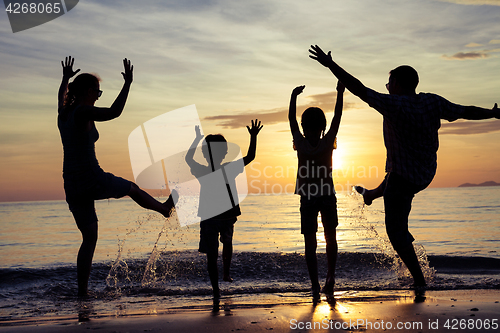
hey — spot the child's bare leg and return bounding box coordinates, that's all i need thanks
[206,252,220,299]
[222,242,233,282]
[355,180,385,206]
[304,233,320,298]
[128,183,177,218]
[323,229,337,294]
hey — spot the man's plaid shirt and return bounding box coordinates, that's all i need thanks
[366,88,466,186]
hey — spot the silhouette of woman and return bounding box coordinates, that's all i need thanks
[57,56,175,297]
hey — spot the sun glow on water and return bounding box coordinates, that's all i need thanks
[332,145,344,170]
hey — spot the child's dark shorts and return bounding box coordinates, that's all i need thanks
[64,171,132,230]
[198,217,237,254]
[300,195,338,235]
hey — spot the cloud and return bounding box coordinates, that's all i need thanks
[465,42,483,47]
[490,40,500,44]
[440,120,500,135]
[442,51,490,60]
[436,0,500,5]
[203,91,355,129]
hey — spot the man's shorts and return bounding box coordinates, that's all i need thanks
[65,171,132,230]
[300,195,338,235]
[383,172,428,251]
[198,218,237,254]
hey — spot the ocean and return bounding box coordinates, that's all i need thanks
[0,187,499,323]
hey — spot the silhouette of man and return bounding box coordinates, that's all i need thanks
[309,45,499,289]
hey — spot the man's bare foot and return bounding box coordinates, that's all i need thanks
[413,284,427,302]
[354,186,373,206]
[77,291,88,299]
[223,275,233,283]
[162,189,178,218]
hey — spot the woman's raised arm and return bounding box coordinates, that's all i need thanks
[58,56,80,111]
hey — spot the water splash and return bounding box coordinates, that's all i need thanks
[141,216,169,287]
[106,213,158,290]
[348,188,435,284]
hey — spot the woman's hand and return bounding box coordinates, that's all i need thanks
[121,58,133,84]
[61,56,80,79]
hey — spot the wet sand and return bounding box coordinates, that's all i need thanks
[1,290,498,332]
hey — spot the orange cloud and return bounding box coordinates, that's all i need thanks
[437,0,500,5]
[441,120,500,135]
[442,51,490,60]
[203,91,355,129]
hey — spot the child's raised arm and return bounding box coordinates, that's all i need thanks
[326,81,345,138]
[243,119,263,166]
[185,125,204,168]
[289,85,305,134]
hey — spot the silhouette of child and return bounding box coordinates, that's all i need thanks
[185,120,263,300]
[288,82,344,298]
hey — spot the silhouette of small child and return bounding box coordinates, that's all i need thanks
[288,82,344,298]
[185,120,263,299]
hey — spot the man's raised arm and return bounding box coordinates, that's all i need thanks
[309,45,368,102]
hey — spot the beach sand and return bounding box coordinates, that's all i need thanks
[1,290,498,332]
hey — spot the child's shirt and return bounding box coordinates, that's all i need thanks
[292,129,336,197]
[189,160,244,220]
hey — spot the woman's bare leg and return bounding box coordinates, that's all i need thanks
[77,222,98,297]
[128,183,176,217]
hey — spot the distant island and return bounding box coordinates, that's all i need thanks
[458,181,500,188]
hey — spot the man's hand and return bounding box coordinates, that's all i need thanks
[121,58,133,84]
[247,119,263,137]
[493,103,499,119]
[309,45,334,68]
[292,85,305,96]
[61,56,80,79]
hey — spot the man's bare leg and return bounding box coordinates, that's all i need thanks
[395,244,426,287]
[355,180,385,206]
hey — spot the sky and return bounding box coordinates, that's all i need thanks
[0,0,499,202]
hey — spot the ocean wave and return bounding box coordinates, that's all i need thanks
[1,251,498,291]
[1,251,499,321]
